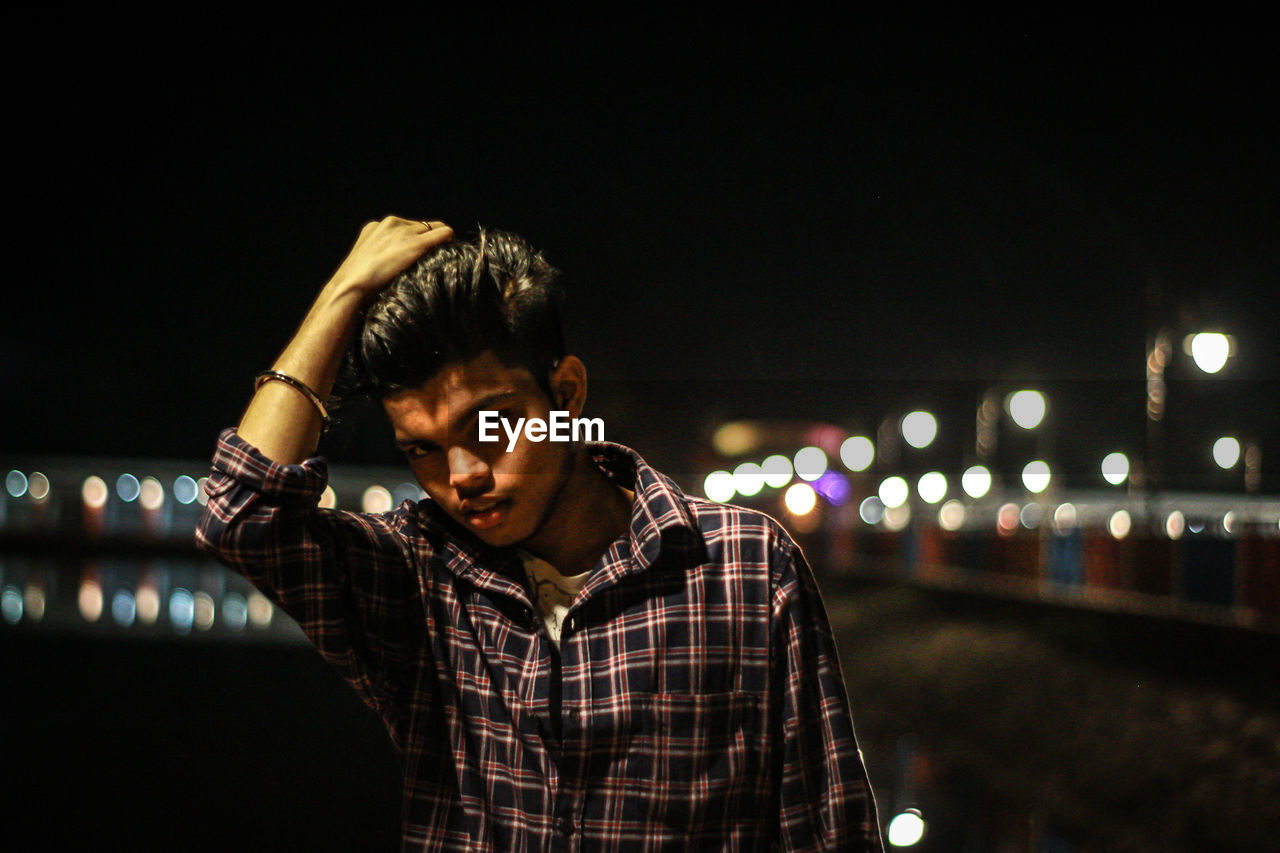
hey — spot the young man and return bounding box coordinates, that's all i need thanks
[196,216,884,851]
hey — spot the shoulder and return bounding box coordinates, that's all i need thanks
[683,496,802,574]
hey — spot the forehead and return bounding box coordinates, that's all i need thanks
[382,351,540,427]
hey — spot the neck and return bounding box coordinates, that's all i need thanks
[519,447,634,576]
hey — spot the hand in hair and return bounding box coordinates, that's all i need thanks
[330,216,455,301]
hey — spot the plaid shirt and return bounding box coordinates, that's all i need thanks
[196,428,883,852]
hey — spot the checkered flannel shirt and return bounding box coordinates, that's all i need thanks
[196,428,883,852]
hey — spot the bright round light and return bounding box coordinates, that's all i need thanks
[1,587,22,624]
[1020,503,1044,529]
[938,500,966,532]
[784,482,817,515]
[361,485,393,513]
[247,591,274,628]
[733,462,766,497]
[318,485,337,509]
[136,586,161,625]
[1021,460,1052,494]
[761,454,793,488]
[173,475,199,505]
[1165,510,1186,540]
[1213,436,1241,469]
[139,477,164,511]
[839,436,875,472]
[116,473,140,503]
[962,465,992,499]
[900,411,937,449]
[79,578,104,622]
[917,472,948,504]
[704,470,736,503]
[23,585,46,622]
[1101,452,1130,486]
[859,496,885,525]
[997,503,1020,533]
[793,447,828,482]
[5,470,28,498]
[193,591,216,631]
[111,590,137,627]
[887,809,926,847]
[27,472,50,501]
[223,592,249,633]
[878,476,910,508]
[883,504,911,531]
[1109,509,1132,540]
[195,477,210,507]
[1223,511,1237,535]
[1007,390,1046,429]
[1053,503,1078,532]
[1189,332,1230,374]
[82,476,109,509]
[169,589,195,634]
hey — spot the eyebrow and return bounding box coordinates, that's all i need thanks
[394,390,519,450]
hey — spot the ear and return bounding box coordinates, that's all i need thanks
[548,355,587,417]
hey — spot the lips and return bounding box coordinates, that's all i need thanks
[460,498,509,530]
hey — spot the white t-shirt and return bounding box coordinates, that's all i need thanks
[517,550,592,650]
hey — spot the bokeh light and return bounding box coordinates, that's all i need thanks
[733,462,765,497]
[1021,461,1051,494]
[1165,510,1186,540]
[761,454,793,488]
[1101,452,1130,486]
[859,496,885,525]
[916,472,947,504]
[1212,436,1241,469]
[1007,390,1046,429]
[887,809,926,847]
[362,485,393,513]
[813,471,851,506]
[704,470,735,503]
[938,500,966,532]
[839,436,875,472]
[962,466,992,500]
[173,475,199,505]
[116,473,141,503]
[879,476,910,509]
[82,476,109,509]
[784,482,817,515]
[1109,510,1132,540]
[900,411,937,449]
[28,472,50,501]
[793,446,828,482]
[4,470,27,498]
[1189,332,1230,374]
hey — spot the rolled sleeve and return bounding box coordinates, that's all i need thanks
[772,535,884,852]
[195,428,420,748]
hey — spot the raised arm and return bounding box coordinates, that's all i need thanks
[239,216,453,463]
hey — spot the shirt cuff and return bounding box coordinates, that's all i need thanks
[204,427,330,507]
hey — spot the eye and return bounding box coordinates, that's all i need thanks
[401,442,439,460]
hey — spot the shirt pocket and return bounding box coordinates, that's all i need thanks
[624,690,767,830]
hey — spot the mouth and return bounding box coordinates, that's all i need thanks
[460,498,509,531]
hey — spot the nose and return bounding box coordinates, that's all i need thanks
[447,446,491,494]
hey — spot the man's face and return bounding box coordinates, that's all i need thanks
[382,350,578,549]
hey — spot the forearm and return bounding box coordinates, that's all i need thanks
[237,278,367,464]
[233,216,452,465]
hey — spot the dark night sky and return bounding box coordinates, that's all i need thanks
[4,23,1277,489]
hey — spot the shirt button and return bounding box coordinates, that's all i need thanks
[567,616,576,631]
[558,815,575,835]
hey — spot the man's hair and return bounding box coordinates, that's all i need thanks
[338,227,566,405]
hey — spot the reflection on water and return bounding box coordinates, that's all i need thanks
[0,556,303,642]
